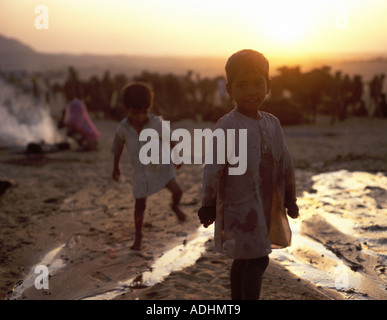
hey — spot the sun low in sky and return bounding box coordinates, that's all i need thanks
[1,0,387,60]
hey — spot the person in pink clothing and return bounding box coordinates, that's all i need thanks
[199,49,299,300]
[62,99,100,150]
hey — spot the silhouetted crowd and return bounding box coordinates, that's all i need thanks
[268,65,386,124]
[1,64,386,126]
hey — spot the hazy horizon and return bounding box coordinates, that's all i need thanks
[3,31,387,62]
[2,0,387,61]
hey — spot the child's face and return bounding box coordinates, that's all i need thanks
[127,106,149,124]
[226,69,271,118]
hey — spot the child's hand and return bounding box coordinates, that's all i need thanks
[112,168,120,181]
[286,201,299,219]
[198,206,216,228]
[174,163,182,170]
[285,195,299,219]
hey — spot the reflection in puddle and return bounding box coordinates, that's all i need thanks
[86,171,386,300]
[83,225,214,300]
[10,170,387,300]
[271,219,363,296]
[272,170,387,299]
[9,244,66,300]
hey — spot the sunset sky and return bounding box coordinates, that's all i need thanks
[1,0,387,61]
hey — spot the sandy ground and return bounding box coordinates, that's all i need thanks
[1,115,386,300]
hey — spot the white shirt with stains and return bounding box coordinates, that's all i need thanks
[111,115,175,199]
[201,109,295,260]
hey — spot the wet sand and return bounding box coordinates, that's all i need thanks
[1,115,386,300]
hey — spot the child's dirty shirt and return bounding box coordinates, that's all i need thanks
[201,109,295,260]
[111,115,175,199]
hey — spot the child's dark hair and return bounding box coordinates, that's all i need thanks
[225,49,270,85]
[122,82,154,109]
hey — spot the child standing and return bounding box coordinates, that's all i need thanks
[199,49,299,300]
[112,82,186,251]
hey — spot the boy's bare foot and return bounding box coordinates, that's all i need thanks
[172,205,186,222]
[131,235,142,250]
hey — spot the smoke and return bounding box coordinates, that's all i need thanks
[0,80,63,147]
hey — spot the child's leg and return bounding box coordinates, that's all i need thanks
[242,255,269,299]
[230,255,269,300]
[132,197,146,250]
[230,259,245,300]
[165,178,186,221]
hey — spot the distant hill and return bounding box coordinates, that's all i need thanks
[1,34,386,82]
[0,34,40,68]
[0,34,37,56]
[0,34,225,78]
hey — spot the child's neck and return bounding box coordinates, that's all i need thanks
[128,117,147,134]
[236,107,262,119]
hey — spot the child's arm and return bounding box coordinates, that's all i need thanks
[112,144,123,181]
[199,133,227,227]
[198,164,221,228]
[111,127,125,181]
[284,146,299,219]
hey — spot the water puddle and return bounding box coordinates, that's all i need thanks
[82,226,214,300]
[271,219,363,298]
[8,170,387,300]
[272,170,387,299]
[9,244,67,300]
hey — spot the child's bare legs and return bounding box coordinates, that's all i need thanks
[132,197,146,250]
[131,179,184,250]
[165,178,186,222]
[230,255,269,300]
